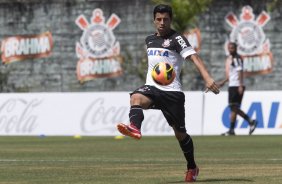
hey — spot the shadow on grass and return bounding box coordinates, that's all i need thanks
[166,178,253,183]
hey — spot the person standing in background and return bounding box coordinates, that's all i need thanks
[218,42,257,136]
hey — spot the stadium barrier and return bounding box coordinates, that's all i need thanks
[0,91,281,136]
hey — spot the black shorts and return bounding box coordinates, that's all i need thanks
[228,86,245,107]
[131,85,186,133]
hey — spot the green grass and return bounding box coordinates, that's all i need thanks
[0,135,282,184]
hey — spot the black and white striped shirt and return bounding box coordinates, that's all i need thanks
[227,54,243,87]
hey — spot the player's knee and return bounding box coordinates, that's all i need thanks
[229,104,239,112]
[130,93,152,108]
[173,128,187,141]
[130,93,142,105]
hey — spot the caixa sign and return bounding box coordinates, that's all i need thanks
[222,102,280,129]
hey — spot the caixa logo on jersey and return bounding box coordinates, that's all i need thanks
[222,102,282,130]
[225,6,274,77]
[75,9,123,82]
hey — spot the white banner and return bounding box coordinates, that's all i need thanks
[0,91,281,136]
[0,92,203,136]
[204,91,282,135]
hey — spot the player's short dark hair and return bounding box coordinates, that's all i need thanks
[229,42,237,48]
[153,4,172,20]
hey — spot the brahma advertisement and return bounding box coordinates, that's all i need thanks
[184,28,201,53]
[225,6,274,76]
[75,8,123,83]
[1,31,53,64]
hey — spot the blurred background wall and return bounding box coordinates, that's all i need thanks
[0,0,281,92]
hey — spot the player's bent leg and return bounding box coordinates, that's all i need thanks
[116,92,152,140]
[233,106,258,135]
[130,93,152,109]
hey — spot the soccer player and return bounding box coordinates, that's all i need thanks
[218,42,257,136]
[117,4,219,182]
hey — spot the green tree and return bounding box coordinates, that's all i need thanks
[266,0,282,12]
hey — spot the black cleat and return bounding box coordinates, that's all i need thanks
[249,120,258,135]
[221,130,235,136]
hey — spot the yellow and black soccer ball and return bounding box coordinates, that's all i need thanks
[151,62,176,85]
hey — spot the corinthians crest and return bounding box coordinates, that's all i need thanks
[75,9,123,82]
[225,6,273,76]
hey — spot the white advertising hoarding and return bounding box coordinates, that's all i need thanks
[0,92,203,136]
[0,91,281,136]
[203,91,282,135]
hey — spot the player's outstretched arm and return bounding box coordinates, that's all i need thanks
[187,54,220,94]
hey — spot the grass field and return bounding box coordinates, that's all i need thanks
[0,135,282,184]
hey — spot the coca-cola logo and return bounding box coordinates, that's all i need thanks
[80,98,172,134]
[0,98,41,133]
[80,98,128,133]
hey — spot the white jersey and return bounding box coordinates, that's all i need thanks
[145,30,196,91]
[227,54,244,87]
